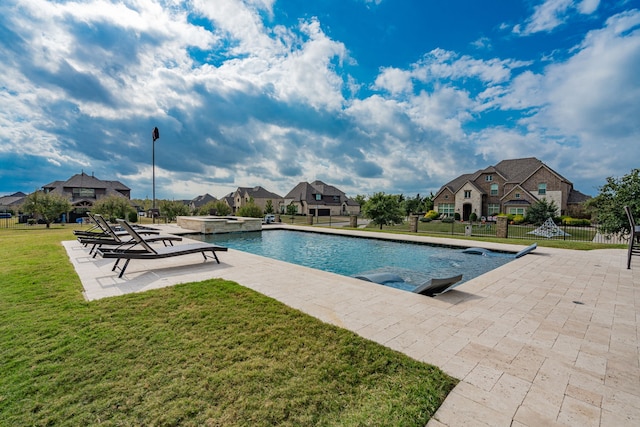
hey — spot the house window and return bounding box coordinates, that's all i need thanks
[444,195,449,199]
[515,193,521,199]
[538,183,546,195]
[73,188,96,198]
[438,203,455,216]
[315,194,322,201]
[488,204,500,215]
[490,184,498,196]
[508,207,525,215]
[464,190,471,199]
[485,175,493,181]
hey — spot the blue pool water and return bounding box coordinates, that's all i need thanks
[196,229,512,292]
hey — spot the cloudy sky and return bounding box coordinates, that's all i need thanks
[1,0,639,200]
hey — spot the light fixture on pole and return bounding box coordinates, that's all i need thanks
[152,127,160,223]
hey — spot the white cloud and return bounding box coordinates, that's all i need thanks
[520,0,600,35]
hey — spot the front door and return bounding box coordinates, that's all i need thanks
[463,203,472,221]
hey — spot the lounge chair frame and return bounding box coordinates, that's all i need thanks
[78,214,179,256]
[624,206,640,269]
[97,219,227,278]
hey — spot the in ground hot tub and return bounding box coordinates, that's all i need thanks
[176,216,262,234]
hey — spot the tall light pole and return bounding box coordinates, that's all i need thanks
[152,127,160,223]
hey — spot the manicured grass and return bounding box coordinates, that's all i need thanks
[0,228,457,426]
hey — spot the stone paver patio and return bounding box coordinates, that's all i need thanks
[64,224,640,426]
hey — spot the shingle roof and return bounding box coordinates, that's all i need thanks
[238,186,282,200]
[43,172,130,192]
[190,193,217,208]
[285,180,357,205]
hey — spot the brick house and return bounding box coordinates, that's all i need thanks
[41,172,131,222]
[284,180,361,216]
[432,158,590,221]
[225,186,284,214]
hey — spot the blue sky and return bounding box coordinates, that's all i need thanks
[1,0,639,200]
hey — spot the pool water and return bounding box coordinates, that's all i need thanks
[196,229,512,292]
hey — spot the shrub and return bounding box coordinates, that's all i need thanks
[513,214,525,224]
[561,217,591,227]
[442,217,455,224]
[469,212,478,222]
[128,211,138,223]
[424,210,440,220]
[454,213,460,221]
[420,217,432,223]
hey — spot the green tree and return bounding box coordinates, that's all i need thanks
[21,191,72,228]
[353,194,367,208]
[586,169,640,235]
[525,199,560,225]
[93,195,134,222]
[402,194,427,217]
[237,201,263,218]
[362,192,404,230]
[214,201,232,216]
[197,201,220,215]
[286,203,298,219]
[159,200,190,222]
[264,199,274,214]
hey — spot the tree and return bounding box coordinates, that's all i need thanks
[586,169,640,235]
[214,201,232,216]
[353,194,367,208]
[21,191,72,228]
[237,201,263,218]
[159,200,190,222]
[286,202,298,220]
[362,192,404,230]
[197,201,218,215]
[525,199,560,225]
[264,199,274,214]
[93,195,134,222]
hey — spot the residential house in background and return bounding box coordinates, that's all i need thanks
[0,191,27,213]
[226,186,284,214]
[284,180,361,217]
[432,157,590,221]
[188,193,217,213]
[42,172,131,222]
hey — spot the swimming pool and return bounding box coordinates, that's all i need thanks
[196,229,512,292]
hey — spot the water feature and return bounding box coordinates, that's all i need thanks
[195,229,512,292]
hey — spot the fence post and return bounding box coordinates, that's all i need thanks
[409,215,419,232]
[496,216,508,239]
[349,215,358,228]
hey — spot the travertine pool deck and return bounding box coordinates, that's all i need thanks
[64,224,640,426]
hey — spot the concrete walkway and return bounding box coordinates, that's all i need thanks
[64,225,640,426]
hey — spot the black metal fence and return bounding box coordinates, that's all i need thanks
[415,220,627,244]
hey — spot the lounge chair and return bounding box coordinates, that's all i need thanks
[624,206,640,269]
[413,274,463,296]
[97,219,227,278]
[79,214,180,256]
[74,213,159,239]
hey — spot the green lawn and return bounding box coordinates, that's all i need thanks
[0,227,457,426]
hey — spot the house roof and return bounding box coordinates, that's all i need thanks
[437,157,574,195]
[284,180,359,206]
[42,172,130,194]
[567,189,591,204]
[236,186,283,200]
[190,193,217,208]
[0,191,27,207]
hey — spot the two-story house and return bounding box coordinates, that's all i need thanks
[226,186,284,214]
[42,172,131,222]
[432,158,590,220]
[284,180,361,216]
